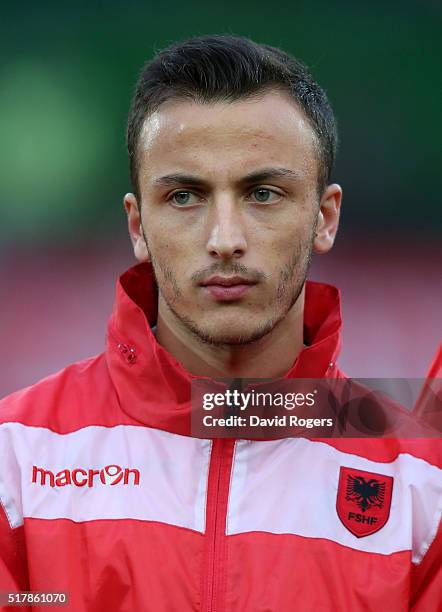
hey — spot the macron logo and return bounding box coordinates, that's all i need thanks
[32,464,140,488]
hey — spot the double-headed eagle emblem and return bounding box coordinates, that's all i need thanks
[345,475,386,512]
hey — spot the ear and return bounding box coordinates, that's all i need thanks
[313,183,342,254]
[123,193,150,262]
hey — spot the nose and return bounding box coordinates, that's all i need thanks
[206,196,247,260]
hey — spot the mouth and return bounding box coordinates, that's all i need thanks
[199,276,257,301]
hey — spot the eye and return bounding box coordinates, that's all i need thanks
[249,188,282,204]
[168,191,201,207]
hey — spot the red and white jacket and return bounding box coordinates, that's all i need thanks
[0,263,441,611]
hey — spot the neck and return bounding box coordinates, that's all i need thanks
[155,287,306,379]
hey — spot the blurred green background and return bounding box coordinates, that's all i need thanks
[1,0,441,246]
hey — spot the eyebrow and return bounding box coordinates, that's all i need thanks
[240,167,302,184]
[152,167,302,189]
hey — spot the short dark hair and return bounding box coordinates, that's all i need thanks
[127,35,338,200]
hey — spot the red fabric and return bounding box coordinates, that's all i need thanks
[413,343,442,432]
[201,439,236,612]
[225,531,411,611]
[0,504,28,593]
[410,518,442,611]
[0,263,440,611]
[424,343,442,380]
[17,519,201,612]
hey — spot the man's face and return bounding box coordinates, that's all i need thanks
[130,91,334,345]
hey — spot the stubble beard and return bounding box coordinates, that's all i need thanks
[143,226,315,348]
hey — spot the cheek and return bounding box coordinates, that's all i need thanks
[148,231,193,285]
[144,209,208,279]
[261,226,314,282]
[263,226,306,261]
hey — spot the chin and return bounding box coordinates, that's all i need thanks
[186,316,277,347]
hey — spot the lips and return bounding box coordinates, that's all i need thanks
[200,276,256,301]
[200,275,255,288]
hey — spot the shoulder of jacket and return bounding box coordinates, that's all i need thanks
[0,353,107,427]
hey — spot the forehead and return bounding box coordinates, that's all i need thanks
[137,91,318,184]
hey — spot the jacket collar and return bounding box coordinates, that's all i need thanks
[105,263,342,435]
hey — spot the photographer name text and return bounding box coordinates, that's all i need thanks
[202,414,333,428]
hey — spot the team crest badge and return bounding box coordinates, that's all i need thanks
[336,466,393,537]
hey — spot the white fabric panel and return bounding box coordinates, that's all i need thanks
[0,423,212,533]
[227,438,442,563]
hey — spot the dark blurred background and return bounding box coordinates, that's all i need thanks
[1,0,441,396]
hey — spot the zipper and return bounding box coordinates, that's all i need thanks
[202,438,235,612]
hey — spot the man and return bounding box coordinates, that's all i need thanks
[0,35,440,611]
